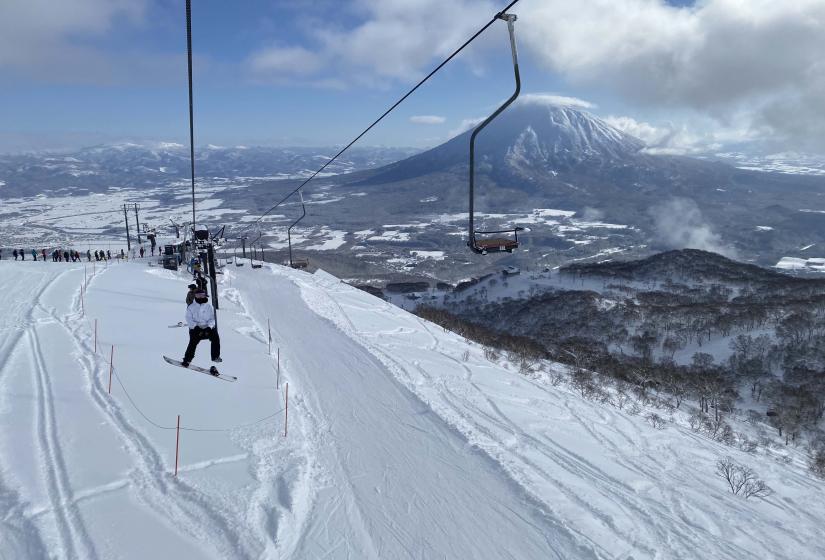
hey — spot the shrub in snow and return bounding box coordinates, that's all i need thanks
[483,346,499,362]
[614,390,630,410]
[461,349,470,362]
[745,409,763,425]
[595,387,613,406]
[688,410,705,432]
[645,413,666,429]
[547,369,565,387]
[570,368,596,398]
[808,449,825,479]
[716,457,773,499]
[738,436,758,453]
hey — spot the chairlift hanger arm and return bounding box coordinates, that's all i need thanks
[468,13,521,254]
[287,191,307,268]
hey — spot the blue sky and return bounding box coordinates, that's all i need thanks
[1,0,822,154]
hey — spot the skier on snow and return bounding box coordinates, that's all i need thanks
[181,290,222,374]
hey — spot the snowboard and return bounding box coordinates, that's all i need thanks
[163,356,237,382]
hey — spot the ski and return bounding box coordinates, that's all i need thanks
[163,356,237,382]
[168,322,185,328]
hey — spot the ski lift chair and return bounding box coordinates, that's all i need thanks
[288,191,309,269]
[467,13,524,255]
[470,227,524,254]
[233,243,244,267]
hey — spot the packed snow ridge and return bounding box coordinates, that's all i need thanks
[0,259,823,559]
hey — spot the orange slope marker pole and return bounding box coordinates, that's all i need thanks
[108,345,114,394]
[174,415,181,476]
[284,383,289,438]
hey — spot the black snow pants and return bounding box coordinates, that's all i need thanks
[184,326,221,363]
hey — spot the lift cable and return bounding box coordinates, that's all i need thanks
[230,0,523,241]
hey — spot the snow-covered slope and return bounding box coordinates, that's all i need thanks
[0,259,823,559]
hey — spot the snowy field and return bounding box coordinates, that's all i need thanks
[0,260,823,559]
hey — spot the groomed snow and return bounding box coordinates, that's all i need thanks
[1,260,823,559]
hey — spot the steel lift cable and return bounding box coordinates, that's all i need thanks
[230,0,523,242]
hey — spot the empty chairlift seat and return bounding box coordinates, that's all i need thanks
[470,227,524,255]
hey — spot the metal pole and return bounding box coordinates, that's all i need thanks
[207,244,219,311]
[123,204,131,251]
[186,0,196,233]
[134,203,142,245]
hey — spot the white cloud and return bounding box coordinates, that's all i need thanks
[248,46,325,78]
[409,115,446,125]
[650,198,735,257]
[518,93,595,110]
[246,0,496,87]
[518,0,825,152]
[604,114,759,155]
[0,0,147,80]
[448,117,485,138]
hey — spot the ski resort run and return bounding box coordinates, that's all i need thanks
[0,259,823,559]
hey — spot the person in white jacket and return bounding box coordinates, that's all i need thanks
[182,290,222,370]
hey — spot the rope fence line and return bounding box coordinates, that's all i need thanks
[107,363,286,432]
[78,300,287,433]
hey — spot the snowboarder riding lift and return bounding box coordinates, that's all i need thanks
[181,290,222,375]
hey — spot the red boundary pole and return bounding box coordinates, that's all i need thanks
[284,383,289,438]
[174,415,181,476]
[108,345,114,394]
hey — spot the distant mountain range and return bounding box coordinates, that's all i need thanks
[0,144,420,198]
[3,101,825,274]
[325,101,825,268]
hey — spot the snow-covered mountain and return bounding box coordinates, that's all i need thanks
[1,256,824,559]
[358,102,645,186]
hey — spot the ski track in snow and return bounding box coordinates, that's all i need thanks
[221,284,317,560]
[4,260,825,559]
[0,263,285,559]
[28,325,99,560]
[52,266,272,560]
[253,264,825,560]
[233,267,590,559]
[0,267,69,558]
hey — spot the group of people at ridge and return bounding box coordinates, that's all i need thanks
[1,246,155,262]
